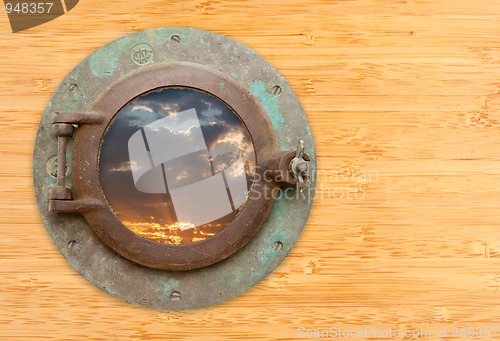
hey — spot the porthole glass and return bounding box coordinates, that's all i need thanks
[99,87,256,245]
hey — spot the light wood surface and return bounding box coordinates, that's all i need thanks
[1,0,500,340]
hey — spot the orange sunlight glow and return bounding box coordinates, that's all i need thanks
[122,221,220,245]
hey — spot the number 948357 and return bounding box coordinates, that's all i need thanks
[5,2,54,14]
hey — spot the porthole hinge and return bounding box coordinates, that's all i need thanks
[49,198,104,213]
[52,111,105,125]
[49,112,105,213]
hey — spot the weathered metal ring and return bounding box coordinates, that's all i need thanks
[33,27,316,310]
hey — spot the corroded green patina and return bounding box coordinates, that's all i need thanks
[33,27,316,310]
[249,81,284,131]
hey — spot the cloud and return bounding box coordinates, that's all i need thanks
[131,104,154,113]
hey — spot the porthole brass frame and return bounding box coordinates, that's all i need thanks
[34,27,316,310]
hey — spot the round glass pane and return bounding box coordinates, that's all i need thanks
[99,87,256,245]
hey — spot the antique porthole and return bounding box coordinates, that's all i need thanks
[33,27,316,310]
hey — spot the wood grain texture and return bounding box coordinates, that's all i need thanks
[1,0,500,339]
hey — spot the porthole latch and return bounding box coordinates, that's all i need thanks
[270,139,312,190]
[289,140,312,193]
